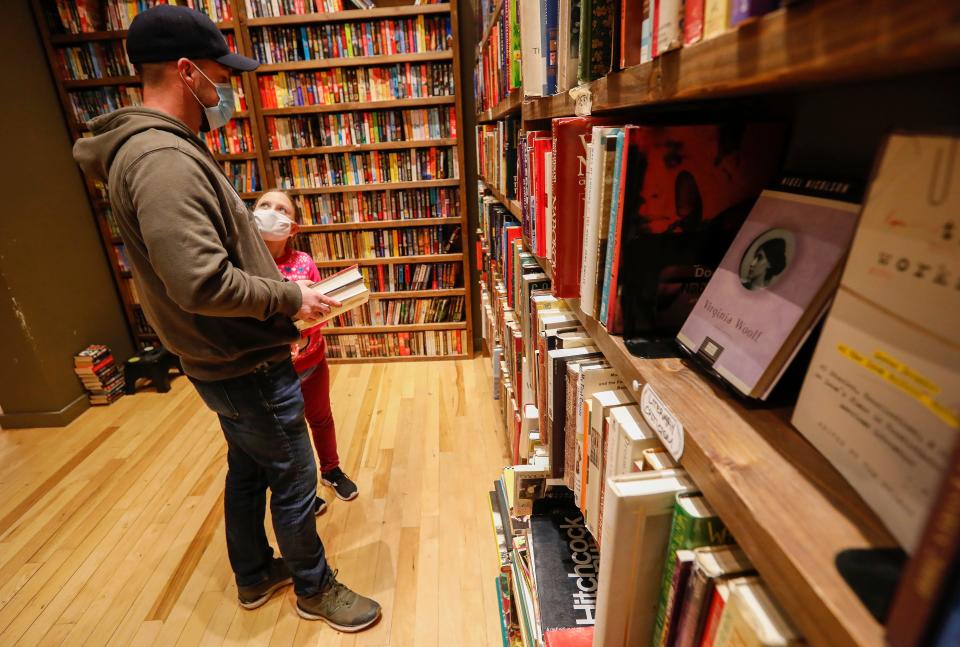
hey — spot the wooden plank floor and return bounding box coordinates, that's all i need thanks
[0,356,509,646]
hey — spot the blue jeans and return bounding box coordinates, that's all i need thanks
[190,358,329,597]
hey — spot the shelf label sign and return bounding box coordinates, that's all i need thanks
[569,86,592,116]
[640,383,684,461]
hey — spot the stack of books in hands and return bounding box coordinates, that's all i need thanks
[295,265,370,331]
[74,345,124,405]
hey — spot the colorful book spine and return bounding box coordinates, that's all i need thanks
[323,329,464,358]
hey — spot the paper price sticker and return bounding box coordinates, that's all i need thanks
[569,86,592,116]
[640,383,684,461]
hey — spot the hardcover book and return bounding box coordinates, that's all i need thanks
[567,362,623,490]
[548,346,602,477]
[577,0,618,84]
[520,0,546,97]
[530,491,600,632]
[673,546,754,647]
[543,0,560,95]
[585,389,634,536]
[677,177,861,399]
[791,133,960,552]
[581,127,623,318]
[653,0,684,57]
[712,579,802,647]
[551,117,619,297]
[730,0,777,26]
[544,627,594,646]
[604,122,786,339]
[296,264,369,330]
[684,0,706,45]
[652,492,732,647]
[593,470,694,647]
[703,0,730,39]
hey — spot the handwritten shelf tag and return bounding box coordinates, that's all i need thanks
[640,383,684,461]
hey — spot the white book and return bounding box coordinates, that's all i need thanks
[295,265,369,330]
[579,127,620,317]
[585,389,634,536]
[546,346,599,423]
[655,0,684,57]
[519,0,545,97]
[608,405,663,478]
[594,470,694,647]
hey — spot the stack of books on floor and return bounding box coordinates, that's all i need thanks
[74,345,124,405]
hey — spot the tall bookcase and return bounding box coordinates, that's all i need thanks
[474,1,960,646]
[30,0,473,363]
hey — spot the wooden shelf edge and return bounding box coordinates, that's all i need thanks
[476,90,522,123]
[261,95,454,116]
[299,217,461,232]
[479,177,522,220]
[50,22,233,43]
[327,353,468,364]
[245,4,451,27]
[560,297,893,647]
[521,0,960,121]
[268,138,457,156]
[257,50,452,72]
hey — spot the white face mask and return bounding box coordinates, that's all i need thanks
[253,208,294,241]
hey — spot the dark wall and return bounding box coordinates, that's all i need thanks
[0,1,134,428]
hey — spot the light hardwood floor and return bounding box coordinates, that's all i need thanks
[0,356,509,646]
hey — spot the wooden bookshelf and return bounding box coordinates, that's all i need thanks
[257,50,453,72]
[259,95,454,116]
[244,3,450,27]
[476,89,522,124]
[268,138,457,156]
[472,1,960,645]
[299,216,461,233]
[521,0,960,122]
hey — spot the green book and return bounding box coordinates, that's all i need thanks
[577,0,618,85]
[651,492,733,647]
[509,0,522,90]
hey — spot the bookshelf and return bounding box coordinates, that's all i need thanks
[31,0,472,362]
[474,1,960,646]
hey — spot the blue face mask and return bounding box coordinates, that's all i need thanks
[184,63,234,132]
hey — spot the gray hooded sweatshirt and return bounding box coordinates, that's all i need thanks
[74,107,302,380]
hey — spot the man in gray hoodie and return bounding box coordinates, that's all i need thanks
[72,5,380,632]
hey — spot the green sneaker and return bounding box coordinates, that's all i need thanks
[237,557,292,610]
[296,571,381,632]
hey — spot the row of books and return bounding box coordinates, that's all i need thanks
[271,147,458,189]
[318,262,462,294]
[476,119,520,199]
[323,329,464,359]
[264,106,457,149]
[74,344,125,405]
[519,0,789,101]
[487,121,960,641]
[329,295,465,327]
[249,15,451,63]
[219,160,260,192]
[291,186,459,225]
[57,41,135,81]
[256,63,455,109]
[203,119,256,154]
[473,0,520,113]
[298,224,461,261]
[479,193,806,646]
[55,32,240,82]
[241,0,367,18]
[46,0,232,34]
[69,85,142,123]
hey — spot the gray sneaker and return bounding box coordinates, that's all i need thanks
[296,571,381,632]
[237,557,292,610]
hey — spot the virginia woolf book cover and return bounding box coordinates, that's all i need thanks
[677,177,861,399]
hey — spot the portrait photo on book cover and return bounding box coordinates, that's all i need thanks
[739,228,796,291]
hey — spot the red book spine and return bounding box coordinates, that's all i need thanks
[698,586,728,647]
[550,117,617,298]
[684,0,706,45]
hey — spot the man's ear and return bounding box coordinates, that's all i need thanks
[176,58,197,88]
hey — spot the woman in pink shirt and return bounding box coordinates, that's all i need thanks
[253,190,358,511]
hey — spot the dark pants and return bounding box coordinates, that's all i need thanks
[190,358,329,597]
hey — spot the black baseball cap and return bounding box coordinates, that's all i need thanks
[126,5,259,72]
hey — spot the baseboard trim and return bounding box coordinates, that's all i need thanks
[0,394,90,429]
